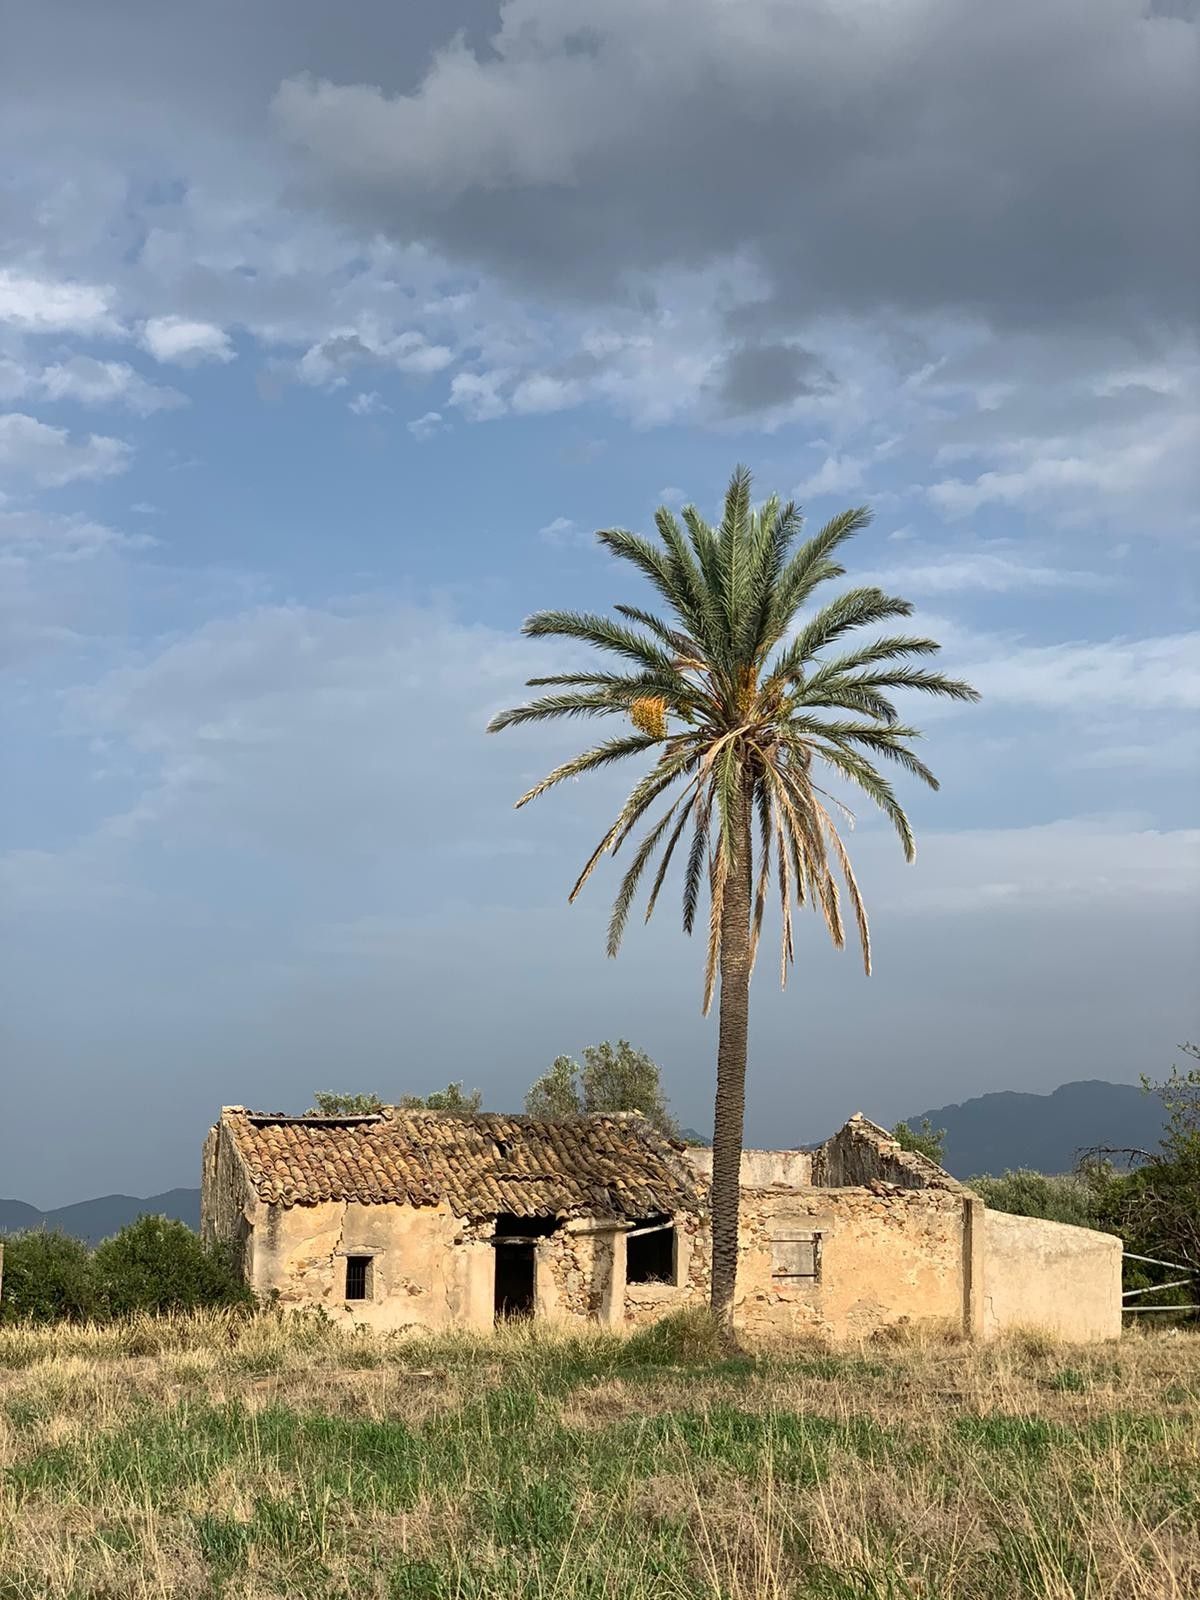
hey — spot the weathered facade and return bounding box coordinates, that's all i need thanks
[202,1106,1123,1342]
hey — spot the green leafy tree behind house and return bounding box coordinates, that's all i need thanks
[892,1117,946,1165]
[309,1083,482,1115]
[525,1041,679,1135]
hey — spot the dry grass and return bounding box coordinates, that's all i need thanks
[0,1311,1196,1598]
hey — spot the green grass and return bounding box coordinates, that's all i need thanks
[0,1311,1196,1598]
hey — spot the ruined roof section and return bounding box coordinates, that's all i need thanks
[218,1107,702,1219]
[814,1113,964,1193]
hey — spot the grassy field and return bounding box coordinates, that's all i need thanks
[0,1310,1196,1599]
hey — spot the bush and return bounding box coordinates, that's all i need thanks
[93,1216,253,1317]
[969,1169,1103,1229]
[0,1229,99,1323]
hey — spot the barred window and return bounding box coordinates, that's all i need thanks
[345,1255,372,1300]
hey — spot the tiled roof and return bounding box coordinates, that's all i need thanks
[219,1107,702,1219]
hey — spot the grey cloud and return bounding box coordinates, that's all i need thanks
[271,0,1198,338]
[713,342,832,416]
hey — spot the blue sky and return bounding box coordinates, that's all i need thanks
[2,0,1197,1207]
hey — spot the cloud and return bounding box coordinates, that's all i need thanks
[448,370,509,421]
[297,327,453,387]
[67,599,547,856]
[794,453,866,499]
[140,315,235,365]
[273,0,1198,336]
[510,373,582,414]
[407,409,446,440]
[863,552,1110,595]
[538,515,589,548]
[715,342,830,416]
[0,355,184,416]
[0,268,118,334]
[0,412,131,486]
[961,631,1200,713]
[348,390,389,416]
[880,817,1200,914]
[0,506,153,561]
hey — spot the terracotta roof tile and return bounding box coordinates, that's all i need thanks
[220,1108,701,1220]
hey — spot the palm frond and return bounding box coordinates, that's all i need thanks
[522,611,677,674]
[607,797,688,958]
[513,734,660,809]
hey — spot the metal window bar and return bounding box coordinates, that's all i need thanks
[345,1256,370,1300]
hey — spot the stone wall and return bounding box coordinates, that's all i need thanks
[814,1113,962,1192]
[537,1220,623,1325]
[982,1210,1122,1342]
[733,1185,968,1338]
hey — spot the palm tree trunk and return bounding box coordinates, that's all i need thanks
[709,780,752,1344]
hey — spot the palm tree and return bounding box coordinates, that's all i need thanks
[489,467,978,1338]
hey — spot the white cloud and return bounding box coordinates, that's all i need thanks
[0,506,153,561]
[0,269,118,334]
[883,818,1200,914]
[0,355,184,416]
[962,631,1200,713]
[0,413,132,487]
[297,327,452,387]
[348,390,389,416]
[448,370,508,421]
[794,453,865,498]
[511,373,581,414]
[927,415,1199,522]
[407,410,445,440]
[140,315,235,365]
[67,600,545,854]
[538,515,591,549]
[863,552,1109,595]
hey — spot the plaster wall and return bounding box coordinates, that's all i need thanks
[982,1210,1123,1343]
[245,1196,494,1332]
[685,1147,813,1187]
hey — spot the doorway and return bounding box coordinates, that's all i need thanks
[494,1240,535,1321]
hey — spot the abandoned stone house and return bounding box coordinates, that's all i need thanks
[201,1105,1123,1342]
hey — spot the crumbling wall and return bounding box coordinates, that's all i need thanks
[200,1122,253,1249]
[814,1113,962,1193]
[982,1210,1122,1342]
[622,1212,708,1325]
[731,1185,967,1338]
[537,1221,621,1325]
[246,1196,494,1332]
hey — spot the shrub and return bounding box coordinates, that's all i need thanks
[0,1229,99,1323]
[969,1169,1102,1228]
[93,1215,253,1317]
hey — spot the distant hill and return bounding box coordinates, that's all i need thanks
[0,1188,200,1248]
[906,1080,1166,1180]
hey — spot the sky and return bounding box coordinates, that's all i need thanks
[1,0,1197,1208]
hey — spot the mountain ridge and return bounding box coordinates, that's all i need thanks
[909,1078,1165,1179]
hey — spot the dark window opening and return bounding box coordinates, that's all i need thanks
[626,1215,676,1284]
[771,1232,821,1281]
[494,1240,535,1320]
[493,1137,513,1160]
[345,1255,371,1301]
